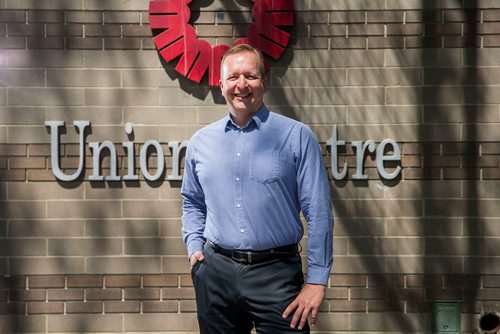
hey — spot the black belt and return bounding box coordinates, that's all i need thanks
[208,241,299,264]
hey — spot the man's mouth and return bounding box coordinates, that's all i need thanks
[234,93,252,99]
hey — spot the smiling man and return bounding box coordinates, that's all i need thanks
[181,44,334,334]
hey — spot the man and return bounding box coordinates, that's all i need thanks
[181,44,333,333]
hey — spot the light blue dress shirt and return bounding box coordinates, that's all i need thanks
[181,105,333,285]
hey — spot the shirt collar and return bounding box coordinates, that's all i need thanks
[224,104,269,132]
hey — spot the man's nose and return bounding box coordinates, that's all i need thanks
[236,75,247,87]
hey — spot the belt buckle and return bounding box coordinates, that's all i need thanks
[231,251,252,264]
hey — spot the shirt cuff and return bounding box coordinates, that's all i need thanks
[306,266,331,286]
[187,239,205,259]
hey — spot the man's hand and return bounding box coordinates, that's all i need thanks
[282,283,326,330]
[189,251,205,269]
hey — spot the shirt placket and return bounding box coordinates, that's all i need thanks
[233,127,249,249]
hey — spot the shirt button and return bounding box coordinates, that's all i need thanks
[236,153,241,157]
[240,229,245,233]
[236,177,240,181]
[236,203,241,208]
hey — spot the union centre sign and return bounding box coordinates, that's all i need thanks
[46,121,402,182]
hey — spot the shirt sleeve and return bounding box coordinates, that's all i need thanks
[295,125,334,285]
[180,138,207,258]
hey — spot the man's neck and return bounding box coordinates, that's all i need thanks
[229,105,263,128]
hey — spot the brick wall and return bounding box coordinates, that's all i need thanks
[0,0,499,333]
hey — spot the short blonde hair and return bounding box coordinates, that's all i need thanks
[220,44,266,80]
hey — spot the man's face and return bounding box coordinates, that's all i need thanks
[219,51,265,116]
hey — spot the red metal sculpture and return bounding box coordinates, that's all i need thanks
[149,0,295,86]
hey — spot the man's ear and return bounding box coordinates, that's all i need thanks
[219,79,224,91]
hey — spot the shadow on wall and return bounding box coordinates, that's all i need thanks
[329,0,485,333]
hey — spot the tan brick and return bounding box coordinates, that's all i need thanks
[124,313,198,331]
[8,182,84,200]
[84,184,159,200]
[143,275,177,287]
[87,257,161,274]
[272,69,346,88]
[464,218,500,237]
[349,312,427,331]
[0,69,45,87]
[104,37,142,50]
[45,106,122,124]
[330,299,366,312]
[311,87,384,106]
[178,299,196,312]
[349,238,423,256]
[349,68,421,86]
[124,237,185,256]
[388,256,463,274]
[161,287,194,300]
[48,238,122,256]
[105,275,140,288]
[179,275,193,287]
[384,124,461,142]
[47,200,121,219]
[9,219,84,237]
[123,200,182,219]
[66,11,102,24]
[160,87,227,107]
[48,314,122,332]
[67,275,103,288]
[160,220,182,237]
[47,289,84,301]
[124,106,197,126]
[143,300,177,313]
[46,23,82,36]
[368,275,405,287]
[0,315,46,332]
[162,256,190,274]
[0,300,24,313]
[368,300,405,312]
[27,301,63,314]
[83,50,160,69]
[104,300,140,313]
[124,288,160,300]
[386,218,462,237]
[10,257,85,275]
[0,200,45,218]
[426,199,500,218]
[85,24,120,37]
[0,107,46,126]
[159,125,199,142]
[86,288,121,300]
[10,288,46,302]
[103,12,140,24]
[383,180,461,199]
[28,276,65,289]
[86,219,159,238]
[66,301,102,314]
[85,88,159,106]
[347,199,422,218]
[8,88,84,106]
[122,69,178,88]
[46,69,121,87]
[83,0,148,10]
[122,25,152,37]
[66,37,103,49]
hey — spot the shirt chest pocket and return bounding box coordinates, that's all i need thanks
[250,150,280,184]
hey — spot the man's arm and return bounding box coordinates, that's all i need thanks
[180,140,207,263]
[285,125,334,329]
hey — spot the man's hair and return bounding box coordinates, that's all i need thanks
[220,44,266,80]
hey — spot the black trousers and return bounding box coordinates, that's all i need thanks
[191,244,310,334]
